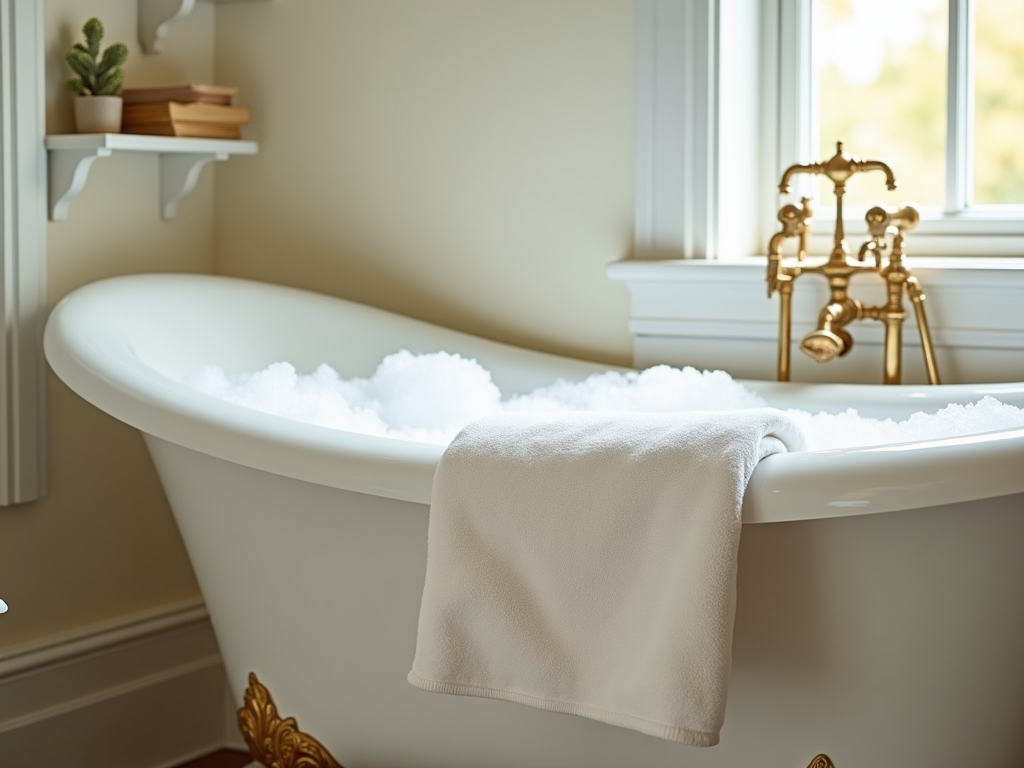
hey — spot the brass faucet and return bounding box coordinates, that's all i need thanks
[766,141,941,385]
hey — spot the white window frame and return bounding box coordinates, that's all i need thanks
[0,0,47,505]
[790,0,1024,257]
[635,0,796,261]
[635,0,1024,262]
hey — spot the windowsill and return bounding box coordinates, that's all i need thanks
[607,255,1024,283]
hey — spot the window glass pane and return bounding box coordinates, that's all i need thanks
[814,0,948,208]
[973,0,1024,204]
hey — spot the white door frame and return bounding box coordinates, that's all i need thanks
[0,0,47,505]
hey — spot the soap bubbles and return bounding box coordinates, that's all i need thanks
[183,351,1024,450]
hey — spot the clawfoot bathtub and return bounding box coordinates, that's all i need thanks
[45,274,1024,768]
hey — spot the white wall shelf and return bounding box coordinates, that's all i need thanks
[46,133,258,221]
[139,0,272,54]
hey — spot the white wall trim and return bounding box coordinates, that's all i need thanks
[0,597,209,678]
[0,0,47,505]
[636,0,778,260]
[0,598,245,767]
[625,318,1024,351]
[634,0,719,260]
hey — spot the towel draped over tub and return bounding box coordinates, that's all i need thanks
[408,409,805,746]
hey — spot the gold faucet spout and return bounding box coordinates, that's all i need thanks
[778,162,824,194]
[800,299,860,362]
[851,159,898,191]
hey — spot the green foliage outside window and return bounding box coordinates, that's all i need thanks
[973,0,1024,204]
[816,0,1023,208]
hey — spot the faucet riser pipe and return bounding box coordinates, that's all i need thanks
[884,318,903,385]
[778,283,793,382]
[910,290,942,385]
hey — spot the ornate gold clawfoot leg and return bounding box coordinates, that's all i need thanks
[236,670,835,768]
[806,755,836,768]
[238,671,344,768]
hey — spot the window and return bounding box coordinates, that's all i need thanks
[623,0,1024,385]
[786,0,1024,255]
[635,0,1022,261]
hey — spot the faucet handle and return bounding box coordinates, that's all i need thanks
[776,203,805,238]
[865,206,890,238]
[857,206,888,267]
[866,203,920,235]
[890,204,920,233]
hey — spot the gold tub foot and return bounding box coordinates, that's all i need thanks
[237,669,835,768]
[237,671,344,768]
[806,755,836,768]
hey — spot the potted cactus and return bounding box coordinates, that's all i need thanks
[66,18,128,133]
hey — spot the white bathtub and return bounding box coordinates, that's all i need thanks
[45,274,1024,768]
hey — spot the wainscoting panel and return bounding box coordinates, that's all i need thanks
[608,258,1024,385]
[0,598,243,768]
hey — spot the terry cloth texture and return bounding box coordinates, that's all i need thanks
[408,409,805,746]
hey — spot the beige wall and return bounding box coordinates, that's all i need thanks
[214,0,635,366]
[0,0,635,651]
[0,0,216,650]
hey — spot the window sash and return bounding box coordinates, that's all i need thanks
[634,0,1023,261]
[947,0,973,213]
[787,0,1024,252]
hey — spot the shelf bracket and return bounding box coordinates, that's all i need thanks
[159,151,227,220]
[48,147,113,222]
[138,0,197,54]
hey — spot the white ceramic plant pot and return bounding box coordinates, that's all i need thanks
[73,95,122,133]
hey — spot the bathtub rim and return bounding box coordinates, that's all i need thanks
[44,273,1024,524]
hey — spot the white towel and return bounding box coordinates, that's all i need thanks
[408,409,805,746]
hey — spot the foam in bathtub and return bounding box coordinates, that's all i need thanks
[503,365,768,412]
[789,397,1024,450]
[182,351,1024,450]
[184,351,504,443]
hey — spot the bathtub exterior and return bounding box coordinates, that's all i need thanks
[144,436,1024,768]
[45,275,1024,767]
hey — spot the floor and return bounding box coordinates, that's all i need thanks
[174,750,253,768]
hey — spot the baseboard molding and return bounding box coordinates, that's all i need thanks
[222,675,250,753]
[0,597,245,768]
